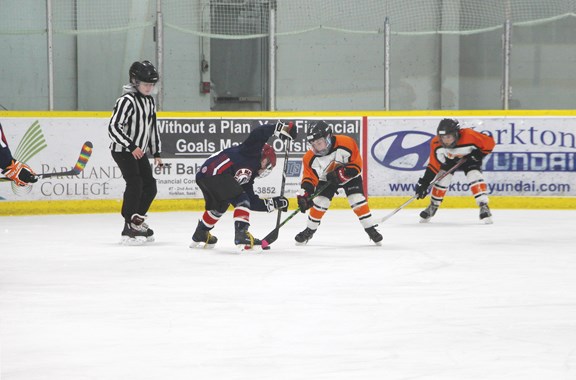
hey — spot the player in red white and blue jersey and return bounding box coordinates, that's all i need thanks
[191,121,296,250]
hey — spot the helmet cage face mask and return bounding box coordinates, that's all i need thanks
[258,159,274,178]
[308,136,332,156]
[438,131,459,148]
[437,119,460,149]
[307,121,333,156]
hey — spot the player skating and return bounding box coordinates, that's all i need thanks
[295,121,383,246]
[0,121,38,186]
[108,60,163,244]
[191,122,296,250]
[415,118,496,224]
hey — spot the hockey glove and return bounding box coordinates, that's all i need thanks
[2,160,37,186]
[326,165,355,185]
[415,167,436,199]
[414,177,431,199]
[264,196,289,212]
[467,149,485,163]
[297,191,314,213]
[274,121,297,141]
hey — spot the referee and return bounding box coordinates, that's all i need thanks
[108,60,163,245]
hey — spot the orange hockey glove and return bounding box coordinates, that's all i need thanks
[2,160,38,186]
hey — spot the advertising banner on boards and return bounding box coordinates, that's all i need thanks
[0,117,361,201]
[3,114,574,202]
[368,116,576,197]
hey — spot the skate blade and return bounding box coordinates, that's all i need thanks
[120,236,147,246]
[189,241,216,249]
[419,218,431,224]
[481,217,494,225]
[146,236,155,242]
[295,240,309,246]
[372,241,383,246]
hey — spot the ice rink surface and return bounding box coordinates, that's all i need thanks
[1,207,576,380]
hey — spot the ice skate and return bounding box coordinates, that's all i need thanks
[130,214,154,242]
[419,204,438,223]
[120,219,148,245]
[234,221,263,251]
[295,227,316,245]
[479,202,493,224]
[365,226,383,246]
[140,218,155,242]
[190,221,218,249]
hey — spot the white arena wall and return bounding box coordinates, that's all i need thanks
[1,110,575,215]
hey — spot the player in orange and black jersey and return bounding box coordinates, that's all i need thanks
[415,118,496,224]
[0,121,37,186]
[295,121,383,245]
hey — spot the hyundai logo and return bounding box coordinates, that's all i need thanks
[371,131,434,171]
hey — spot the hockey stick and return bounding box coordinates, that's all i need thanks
[375,156,467,224]
[261,141,290,249]
[261,181,332,247]
[0,141,93,182]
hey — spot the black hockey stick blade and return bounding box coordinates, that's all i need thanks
[261,207,302,247]
[261,227,280,248]
[261,181,332,248]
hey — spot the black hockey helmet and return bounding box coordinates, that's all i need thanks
[129,60,159,84]
[307,120,333,156]
[437,118,460,148]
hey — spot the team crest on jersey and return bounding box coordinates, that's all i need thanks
[234,168,252,184]
[444,151,465,160]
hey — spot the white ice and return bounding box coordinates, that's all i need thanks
[1,208,576,380]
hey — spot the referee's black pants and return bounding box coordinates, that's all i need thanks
[111,151,157,223]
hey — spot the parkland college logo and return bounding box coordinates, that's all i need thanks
[10,121,47,196]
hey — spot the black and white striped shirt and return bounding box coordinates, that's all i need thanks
[108,86,161,156]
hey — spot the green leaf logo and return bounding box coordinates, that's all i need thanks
[11,120,47,195]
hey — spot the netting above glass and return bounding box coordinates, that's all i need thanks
[52,1,156,34]
[1,0,576,37]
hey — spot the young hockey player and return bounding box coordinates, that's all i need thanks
[108,60,163,244]
[0,121,38,186]
[295,120,383,246]
[415,118,496,224]
[191,122,296,250]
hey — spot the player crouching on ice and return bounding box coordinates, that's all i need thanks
[191,122,297,250]
[295,121,383,246]
[415,118,496,224]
